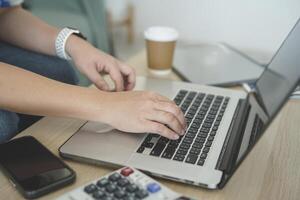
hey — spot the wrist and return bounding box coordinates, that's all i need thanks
[65,35,91,61]
[77,88,113,124]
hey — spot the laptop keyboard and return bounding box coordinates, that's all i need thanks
[136,90,230,166]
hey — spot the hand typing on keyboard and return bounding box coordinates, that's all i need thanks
[137,90,230,166]
[99,91,186,140]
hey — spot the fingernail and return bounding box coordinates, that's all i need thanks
[181,130,185,135]
[173,134,179,140]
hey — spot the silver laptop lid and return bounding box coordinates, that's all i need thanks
[255,18,300,117]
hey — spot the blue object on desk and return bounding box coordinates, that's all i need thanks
[147,182,161,193]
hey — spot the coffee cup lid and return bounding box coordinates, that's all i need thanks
[144,26,179,42]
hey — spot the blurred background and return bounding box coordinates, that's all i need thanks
[23,0,300,85]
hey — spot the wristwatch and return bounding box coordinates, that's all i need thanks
[55,27,86,60]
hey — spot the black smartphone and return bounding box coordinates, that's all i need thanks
[0,136,76,199]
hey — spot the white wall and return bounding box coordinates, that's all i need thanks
[132,0,300,61]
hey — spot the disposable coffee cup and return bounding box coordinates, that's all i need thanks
[144,26,179,75]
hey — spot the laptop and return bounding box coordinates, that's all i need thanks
[173,43,264,86]
[60,19,300,189]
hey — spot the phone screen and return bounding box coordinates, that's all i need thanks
[0,136,74,193]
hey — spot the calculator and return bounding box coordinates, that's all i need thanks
[56,167,195,200]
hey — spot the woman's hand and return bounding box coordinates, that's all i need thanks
[66,35,135,92]
[97,91,187,140]
[65,36,187,139]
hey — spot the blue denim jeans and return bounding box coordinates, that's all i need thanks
[0,42,78,143]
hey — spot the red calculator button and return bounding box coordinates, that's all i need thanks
[121,167,134,177]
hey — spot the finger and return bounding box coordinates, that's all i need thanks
[118,62,136,91]
[146,92,186,128]
[104,64,124,91]
[150,93,170,102]
[85,67,109,91]
[154,101,186,129]
[146,109,184,135]
[144,120,180,140]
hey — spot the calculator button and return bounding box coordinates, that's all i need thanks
[121,167,134,177]
[96,178,109,187]
[126,184,139,193]
[117,177,130,187]
[101,197,115,200]
[92,190,106,199]
[106,184,117,193]
[84,184,97,194]
[124,196,136,200]
[147,182,161,193]
[135,189,149,199]
[108,173,122,182]
[114,189,126,198]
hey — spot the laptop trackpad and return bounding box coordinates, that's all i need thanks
[60,121,144,165]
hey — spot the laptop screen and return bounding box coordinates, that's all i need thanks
[255,19,300,117]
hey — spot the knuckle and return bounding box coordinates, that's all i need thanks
[165,112,175,123]
[174,106,182,115]
[168,103,180,115]
[152,123,163,133]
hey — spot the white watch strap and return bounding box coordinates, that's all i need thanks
[55,28,80,60]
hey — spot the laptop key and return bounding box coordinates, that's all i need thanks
[136,146,145,153]
[188,127,198,134]
[185,133,196,139]
[199,132,208,138]
[210,131,217,136]
[182,137,193,144]
[216,116,222,121]
[179,143,190,149]
[205,141,212,147]
[200,127,210,133]
[142,142,154,148]
[173,154,185,162]
[192,143,203,149]
[185,154,198,164]
[189,147,201,155]
[150,142,166,157]
[195,137,205,144]
[212,126,218,131]
[200,153,207,159]
[214,121,220,126]
[202,147,210,153]
[197,159,205,166]
[177,149,188,155]
[207,135,214,141]
[161,147,176,159]
[158,137,169,144]
[168,140,180,148]
[202,123,212,128]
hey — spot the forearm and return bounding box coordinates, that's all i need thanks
[0,62,107,122]
[0,7,59,56]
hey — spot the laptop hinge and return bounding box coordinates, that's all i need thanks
[215,96,251,174]
[243,82,270,117]
[242,82,257,94]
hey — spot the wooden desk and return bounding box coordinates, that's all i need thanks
[1,51,300,200]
